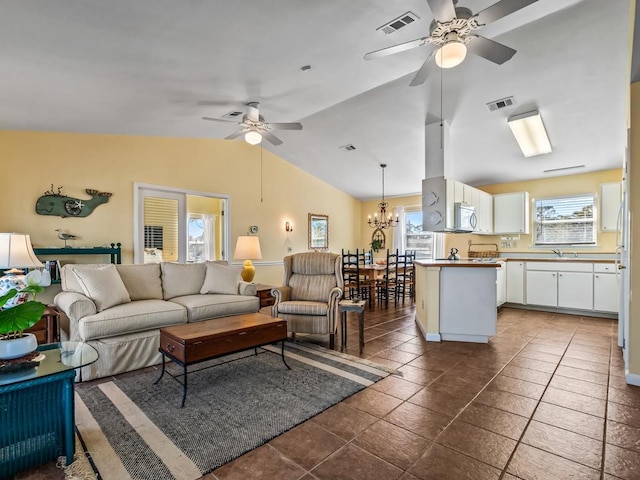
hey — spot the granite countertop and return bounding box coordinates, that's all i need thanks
[500,257,615,264]
[415,259,502,268]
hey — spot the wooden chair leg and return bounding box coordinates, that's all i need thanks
[329,333,335,350]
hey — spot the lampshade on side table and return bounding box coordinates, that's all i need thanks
[233,236,262,283]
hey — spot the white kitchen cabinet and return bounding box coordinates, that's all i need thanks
[600,182,622,232]
[558,272,593,309]
[506,261,524,303]
[594,264,619,313]
[526,271,557,307]
[526,261,597,311]
[497,263,506,306]
[493,192,530,234]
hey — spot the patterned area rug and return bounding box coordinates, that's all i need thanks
[75,342,391,480]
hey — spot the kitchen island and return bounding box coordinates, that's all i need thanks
[414,259,501,343]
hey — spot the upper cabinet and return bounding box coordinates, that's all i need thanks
[600,182,622,232]
[493,192,530,234]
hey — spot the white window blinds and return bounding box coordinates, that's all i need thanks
[534,194,596,245]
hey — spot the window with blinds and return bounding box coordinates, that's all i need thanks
[404,209,438,260]
[534,194,596,245]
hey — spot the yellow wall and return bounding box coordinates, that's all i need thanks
[0,131,361,285]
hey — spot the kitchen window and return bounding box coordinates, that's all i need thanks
[404,209,441,259]
[533,194,596,246]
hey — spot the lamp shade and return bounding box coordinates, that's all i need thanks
[435,34,467,68]
[0,233,43,269]
[244,131,262,145]
[233,236,262,260]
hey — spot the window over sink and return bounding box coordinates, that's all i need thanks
[533,194,596,246]
[404,208,441,260]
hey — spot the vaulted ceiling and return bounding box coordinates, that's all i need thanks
[0,0,631,200]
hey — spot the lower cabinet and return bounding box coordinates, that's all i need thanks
[558,272,593,310]
[594,266,619,313]
[506,261,524,304]
[526,271,557,307]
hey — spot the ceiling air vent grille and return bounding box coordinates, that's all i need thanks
[340,144,357,152]
[487,96,515,112]
[222,111,243,119]
[377,12,419,35]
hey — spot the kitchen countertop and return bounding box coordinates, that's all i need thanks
[499,257,615,263]
[415,259,502,268]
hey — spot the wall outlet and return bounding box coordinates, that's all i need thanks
[287,247,292,253]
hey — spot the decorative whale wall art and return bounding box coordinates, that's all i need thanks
[36,185,112,218]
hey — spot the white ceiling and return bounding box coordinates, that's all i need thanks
[0,0,630,200]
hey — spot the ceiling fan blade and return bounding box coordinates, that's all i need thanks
[246,102,260,122]
[269,122,303,131]
[364,36,431,60]
[473,0,539,26]
[202,116,238,124]
[224,130,245,140]
[409,46,437,86]
[262,132,283,146]
[426,0,456,23]
[467,35,516,65]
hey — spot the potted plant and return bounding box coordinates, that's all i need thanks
[0,277,46,360]
[370,238,384,253]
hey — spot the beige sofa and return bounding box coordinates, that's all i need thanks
[54,261,259,380]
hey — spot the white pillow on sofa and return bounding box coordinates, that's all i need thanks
[72,264,131,312]
[200,262,242,295]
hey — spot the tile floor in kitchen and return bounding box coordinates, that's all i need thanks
[19,306,640,480]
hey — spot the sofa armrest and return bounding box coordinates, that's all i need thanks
[239,281,257,296]
[54,291,97,342]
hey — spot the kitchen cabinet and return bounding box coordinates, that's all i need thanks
[525,261,594,311]
[493,192,530,234]
[496,262,506,306]
[477,190,493,234]
[600,182,622,232]
[506,261,524,303]
[594,264,619,313]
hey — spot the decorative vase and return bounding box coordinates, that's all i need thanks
[0,333,38,360]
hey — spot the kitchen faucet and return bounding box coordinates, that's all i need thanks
[551,248,563,258]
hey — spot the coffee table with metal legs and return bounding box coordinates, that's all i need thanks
[155,313,290,407]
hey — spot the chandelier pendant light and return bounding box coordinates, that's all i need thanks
[368,164,399,229]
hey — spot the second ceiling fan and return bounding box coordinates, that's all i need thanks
[364,0,539,86]
[202,102,302,146]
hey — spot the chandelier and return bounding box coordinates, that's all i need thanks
[368,164,399,229]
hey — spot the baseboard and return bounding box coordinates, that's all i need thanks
[626,372,640,386]
[441,333,489,344]
[425,333,441,342]
[502,303,618,320]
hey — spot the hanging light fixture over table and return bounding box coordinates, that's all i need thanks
[368,164,399,229]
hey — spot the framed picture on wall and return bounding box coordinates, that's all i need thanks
[308,213,329,250]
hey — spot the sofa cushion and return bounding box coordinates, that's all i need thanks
[200,262,242,295]
[72,264,131,312]
[161,262,206,300]
[116,264,163,300]
[170,294,259,322]
[78,299,188,341]
[60,263,103,294]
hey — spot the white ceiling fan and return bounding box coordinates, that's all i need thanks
[364,0,539,86]
[202,102,303,146]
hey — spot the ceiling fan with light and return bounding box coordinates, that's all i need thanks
[364,0,539,86]
[202,102,302,146]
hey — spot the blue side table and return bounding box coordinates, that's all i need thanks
[0,342,98,478]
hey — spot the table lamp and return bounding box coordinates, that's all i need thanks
[233,236,262,282]
[0,233,49,296]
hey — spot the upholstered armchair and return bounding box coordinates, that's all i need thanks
[271,252,343,349]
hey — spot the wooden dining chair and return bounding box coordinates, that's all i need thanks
[376,249,398,308]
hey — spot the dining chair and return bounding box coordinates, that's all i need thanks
[396,251,415,304]
[376,249,398,308]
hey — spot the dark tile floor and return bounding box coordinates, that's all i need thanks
[17,306,640,480]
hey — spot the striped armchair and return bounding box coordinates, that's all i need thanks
[271,252,343,349]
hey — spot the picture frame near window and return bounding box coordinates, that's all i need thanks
[308,213,329,250]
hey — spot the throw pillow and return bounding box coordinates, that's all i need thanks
[72,264,131,312]
[200,262,242,295]
[116,264,163,300]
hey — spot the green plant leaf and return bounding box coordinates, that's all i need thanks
[0,301,46,335]
[0,289,18,309]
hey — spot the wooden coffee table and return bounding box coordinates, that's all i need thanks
[155,313,290,407]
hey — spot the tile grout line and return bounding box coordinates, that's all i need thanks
[599,337,614,480]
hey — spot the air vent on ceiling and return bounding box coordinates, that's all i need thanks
[340,144,357,152]
[543,165,585,174]
[222,110,243,119]
[377,12,419,35]
[486,96,515,112]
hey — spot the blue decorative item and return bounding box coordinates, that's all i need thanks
[35,185,111,218]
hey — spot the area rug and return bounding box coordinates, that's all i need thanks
[74,342,392,480]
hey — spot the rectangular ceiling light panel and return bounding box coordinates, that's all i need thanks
[507,110,552,158]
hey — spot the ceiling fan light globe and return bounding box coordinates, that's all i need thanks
[435,41,467,68]
[244,130,262,145]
